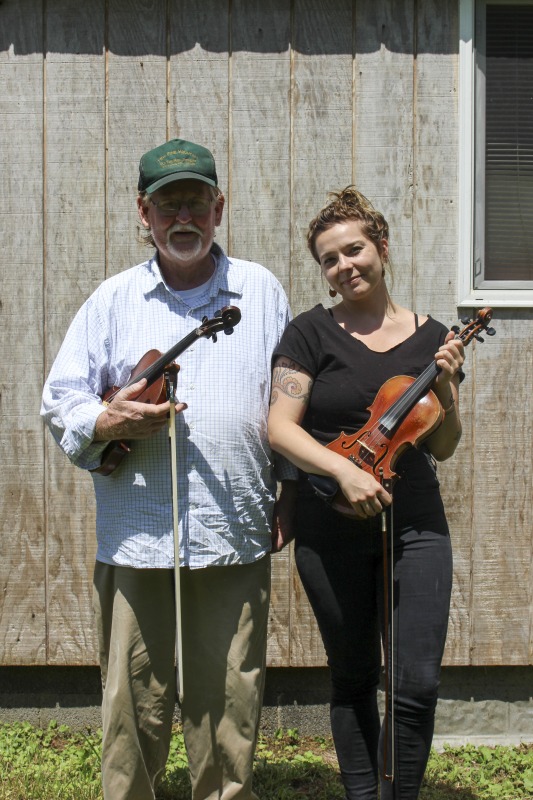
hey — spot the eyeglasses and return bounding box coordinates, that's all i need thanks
[149,196,214,216]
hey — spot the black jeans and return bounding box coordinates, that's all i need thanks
[295,466,452,800]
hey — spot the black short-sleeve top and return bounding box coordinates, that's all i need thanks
[273,303,456,448]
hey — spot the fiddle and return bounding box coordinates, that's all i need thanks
[92,305,241,476]
[309,308,496,516]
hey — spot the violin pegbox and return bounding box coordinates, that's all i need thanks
[452,307,496,345]
[202,314,218,343]
[201,306,241,343]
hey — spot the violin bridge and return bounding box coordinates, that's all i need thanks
[349,440,375,470]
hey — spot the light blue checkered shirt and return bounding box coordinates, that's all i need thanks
[41,246,295,569]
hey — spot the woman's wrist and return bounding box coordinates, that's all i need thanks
[441,395,455,415]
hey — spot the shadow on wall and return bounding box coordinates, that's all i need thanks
[1,664,532,709]
[1,0,458,58]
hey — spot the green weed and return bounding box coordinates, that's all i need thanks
[0,721,531,799]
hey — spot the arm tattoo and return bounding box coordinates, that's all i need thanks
[271,358,313,405]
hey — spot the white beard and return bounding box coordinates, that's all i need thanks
[166,223,203,263]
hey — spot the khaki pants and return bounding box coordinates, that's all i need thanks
[93,556,271,800]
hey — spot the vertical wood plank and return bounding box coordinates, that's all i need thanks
[167,0,230,247]
[44,0,105,664]
[106,0,168,278]
[229,0,291,287]
[268,547,292,667]
[0,0,46,664]
[290,0,354,319]
[289,0,354,665]
[412,0,459,316]
[229,0,292,664]
[412,0,472,665]
[353,0,415,307]
[470,313,533,663]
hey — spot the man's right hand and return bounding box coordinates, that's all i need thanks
[94,378,187,442]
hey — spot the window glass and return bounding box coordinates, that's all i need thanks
[475,1,533,288]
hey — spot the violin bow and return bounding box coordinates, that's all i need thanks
[165,367,184,704]
[380,473,395,784]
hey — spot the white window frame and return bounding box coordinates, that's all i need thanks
[458,0,533,307]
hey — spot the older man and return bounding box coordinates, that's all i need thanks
[42,138,295,800]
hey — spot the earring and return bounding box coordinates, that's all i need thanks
[328,287,337,298]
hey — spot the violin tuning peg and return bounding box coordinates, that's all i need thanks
[224,327,234,335]
[201,315,208,325]
[486,327,496,336]
[211,332,218,343]
[451,325,460,334]
[460,316,471,325]
[214,309,222,318]
[474,334,484,342]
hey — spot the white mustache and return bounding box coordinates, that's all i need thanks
[168,223,202,237]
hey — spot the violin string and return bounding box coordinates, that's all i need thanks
[349,362,439,466]
[380,363,439,430]
[383,321,482,430]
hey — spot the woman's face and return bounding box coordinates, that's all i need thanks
[315,218,388,303]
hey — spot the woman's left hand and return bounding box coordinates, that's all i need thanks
[434,330,465,388]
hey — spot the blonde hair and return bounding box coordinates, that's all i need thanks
[307,186,390,266]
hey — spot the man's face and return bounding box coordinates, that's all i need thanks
[138,179,224,274]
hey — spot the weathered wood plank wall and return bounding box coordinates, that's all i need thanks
[0,0,531,669]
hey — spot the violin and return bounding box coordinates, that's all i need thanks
[309,308,496,516]
[92,305,241,476]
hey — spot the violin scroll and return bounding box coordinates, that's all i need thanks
[201,305,241,343]
[451,307,496,345]
[220,305,241,329]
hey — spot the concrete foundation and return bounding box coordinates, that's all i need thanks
[0,666,531,748]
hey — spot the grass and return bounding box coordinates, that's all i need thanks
[0,721,532,799]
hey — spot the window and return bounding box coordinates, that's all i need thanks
[459,0,533,306]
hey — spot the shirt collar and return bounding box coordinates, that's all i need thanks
[143,245,244,301]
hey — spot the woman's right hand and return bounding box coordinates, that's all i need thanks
[335,458,392,519]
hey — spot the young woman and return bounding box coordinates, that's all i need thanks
[268,187,465,800]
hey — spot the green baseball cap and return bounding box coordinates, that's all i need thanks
[138,138,218,194]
